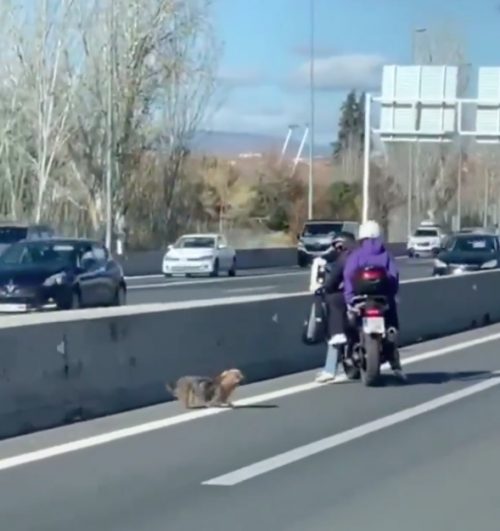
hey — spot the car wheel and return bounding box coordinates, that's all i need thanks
[67,290,81,310]
[298,254,308,268]
[210,259,219,277]
[228,257,236,277]
[113,285,127,306]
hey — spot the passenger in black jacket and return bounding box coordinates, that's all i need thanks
[315,231,356,383]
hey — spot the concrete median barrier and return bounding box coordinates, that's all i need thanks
[117,247,298,276]
[118,243,407,277]
[0,269,497,440]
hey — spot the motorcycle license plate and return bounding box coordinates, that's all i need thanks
[362,316,385,334]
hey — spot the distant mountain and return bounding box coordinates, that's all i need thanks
[188,130,332,158]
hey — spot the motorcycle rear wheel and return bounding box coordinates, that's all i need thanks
[361,335,381,387]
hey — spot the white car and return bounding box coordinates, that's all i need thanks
[162,233,236,277]
[407,225,445,258]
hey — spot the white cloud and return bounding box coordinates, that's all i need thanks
[218,67,269,88]
[291,53,387,91]
[206,101,338,145]
[209,106,288,134]
[292,43,337,59]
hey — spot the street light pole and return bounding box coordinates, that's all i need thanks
[105,0,115,251]
[307,0,315,219]
[409,27,427,234]
[361,92,371,223]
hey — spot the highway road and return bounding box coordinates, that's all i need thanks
[0,324,499,530]
[125,257,434,305]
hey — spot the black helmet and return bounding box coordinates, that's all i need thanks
[331,231,355,252]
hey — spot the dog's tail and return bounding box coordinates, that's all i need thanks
[165,382,177,397]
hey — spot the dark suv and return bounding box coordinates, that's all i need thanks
[0,223,55,255]
[297,220,359,267]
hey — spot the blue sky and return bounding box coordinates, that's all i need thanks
[208,0,500,146]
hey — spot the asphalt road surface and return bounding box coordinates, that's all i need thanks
[126,257,434,305]
[1,323,500,530]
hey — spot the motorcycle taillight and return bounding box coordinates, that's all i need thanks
[361,269,383,281]
[364,307,382,317]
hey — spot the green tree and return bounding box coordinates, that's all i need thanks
[333,90,365,160]
[327,182,361,220]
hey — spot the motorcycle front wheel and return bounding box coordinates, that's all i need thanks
[361,335,381,387]
[338,344,361,380]
[342,360,361,380]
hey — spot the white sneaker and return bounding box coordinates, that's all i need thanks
[393,369,408,382]
[328,334,347,346]
[315,371,336,383]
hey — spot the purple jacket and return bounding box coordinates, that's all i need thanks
[342,237,399,304]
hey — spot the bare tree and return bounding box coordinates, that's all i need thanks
[369,160,405,238]
[64,0,220,240]
[151,0,221,236]
[467,146,500,226]
[199,158,255,232]
[0,1,33,219]
[0,0,221,246]
[333,139,363,184]
[411,24,471,223]
[13,0,79,222]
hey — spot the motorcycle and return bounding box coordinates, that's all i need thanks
[307,259,399,386]
[346,266,399,386]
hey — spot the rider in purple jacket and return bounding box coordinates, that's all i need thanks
[343,220,406,380]
[343,225,399,306]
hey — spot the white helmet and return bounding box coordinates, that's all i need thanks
[358,220,381,240]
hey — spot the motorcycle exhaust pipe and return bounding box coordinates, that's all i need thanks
[352,344,364,363]
[386,327,398,343]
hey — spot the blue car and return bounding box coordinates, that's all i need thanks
[0,238,127,312]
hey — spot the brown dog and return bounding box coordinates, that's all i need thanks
[210,369,245,407]
[166,369,245,409]
[165,376,216,409]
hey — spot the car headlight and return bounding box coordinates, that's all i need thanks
[43,272,67,286]
[163,254,177,261]
[433,259,447,268]
[481,259,498,269]
[298,241,305,250]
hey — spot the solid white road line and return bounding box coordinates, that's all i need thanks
[123,254,412,281]
[127,271,305,290]
[125,274,164,281]
[124,255,414,283]
[0,330,498,473]
[203,370,500,486]
[225,286,276,294]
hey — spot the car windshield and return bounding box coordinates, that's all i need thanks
[0,226,28,244]
[0,241,77,266]
[303,223,343,236]
[449,236,496,253]
[174,237,216,249]
[414,229,438,237]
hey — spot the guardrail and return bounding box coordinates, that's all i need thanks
[0,268,497,441]
[117,242,408,277]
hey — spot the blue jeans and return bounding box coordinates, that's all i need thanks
[323,343,339,375]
